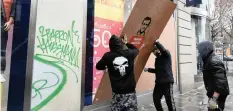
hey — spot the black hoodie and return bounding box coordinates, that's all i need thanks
[96,35,139,94]
[197,41,214,62]
[147,42,174,84]
[197,41,229,96]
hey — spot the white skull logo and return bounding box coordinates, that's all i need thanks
[113,57,129,76]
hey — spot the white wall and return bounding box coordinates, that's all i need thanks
[30,0,86,111]
[177,0,196,93]
[191,19,198,75]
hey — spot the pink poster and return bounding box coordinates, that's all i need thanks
[92,17,123,93]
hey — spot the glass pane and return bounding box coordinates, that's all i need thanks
[1,0,32,110]
[1,0,17,107]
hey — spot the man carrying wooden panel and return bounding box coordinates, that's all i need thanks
[96,35,139,111]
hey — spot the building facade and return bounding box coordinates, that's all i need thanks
[190,0,213,75]
[175,0,213,93]
[0,0,215,110]
[85,0,214,109]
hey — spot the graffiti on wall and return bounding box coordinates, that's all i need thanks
[36,20,81,68]
[31,20,81,111]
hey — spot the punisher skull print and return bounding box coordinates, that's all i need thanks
[96,35,139,110]
[113,56,129,76]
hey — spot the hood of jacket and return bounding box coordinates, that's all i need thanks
[197,41,214,61]
[109,35,124,53]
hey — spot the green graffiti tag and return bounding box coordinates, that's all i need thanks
[32,72,60,99]
[34,54,79,82]
[31,55,67,111]
[31,20,82,111]
[37,20,81,67]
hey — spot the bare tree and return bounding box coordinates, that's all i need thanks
[224,15,233,44]
[210,9,220,40]
[210,0,222,40]
[223,0,233,45]
[210,0,233,41]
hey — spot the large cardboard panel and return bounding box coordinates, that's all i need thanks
[94,0,176,103]
[136,17,177,92]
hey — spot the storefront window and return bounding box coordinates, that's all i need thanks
[1,0,33,110]
[1,0,17,107]
[85,0,177,106]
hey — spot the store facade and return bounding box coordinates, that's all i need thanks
[190,0,212,75]
[1,0,177,110]
[84,0,178,108]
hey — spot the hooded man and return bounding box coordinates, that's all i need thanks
[144,41,176,111]
[197,41,230,111]
[96,35,139,111]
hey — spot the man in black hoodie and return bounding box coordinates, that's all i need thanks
[96,35,139,111]
[144,41,176,111]
[197,41,229,111]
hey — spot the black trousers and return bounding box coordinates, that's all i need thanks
[153,83,176,111]
[1,15,7,72]
[208,95,228,111]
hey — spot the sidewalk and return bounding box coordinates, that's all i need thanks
[138,75,233,111]
[84,74,233,111]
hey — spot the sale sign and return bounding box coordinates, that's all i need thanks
[92,17,123,93]
[92,0,124,95]
[95,0,124,22]
[129,36,145,49]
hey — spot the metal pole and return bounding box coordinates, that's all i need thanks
[81,0,87,110]
[174,0,182,93]
[23,0,38,110]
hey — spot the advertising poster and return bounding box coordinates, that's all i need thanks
[92,0,124,96]
[129,35,144,49]
[93,0,176,103]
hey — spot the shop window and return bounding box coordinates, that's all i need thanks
[85,0,177,106]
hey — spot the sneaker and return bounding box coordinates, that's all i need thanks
[0,73,6,83]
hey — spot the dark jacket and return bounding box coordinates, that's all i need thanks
[96,35,139,94]
[1,0,16,21]
[148,42,174,84]
[197,41,230,97]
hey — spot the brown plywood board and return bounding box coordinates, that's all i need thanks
[94,0,176,104]
[136,17,177,92]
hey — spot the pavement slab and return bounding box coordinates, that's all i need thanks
[84,73,233,111]
[137,75,233,111]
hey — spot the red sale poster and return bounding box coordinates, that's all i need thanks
[129,36,145,49]
[92,17,123,93]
